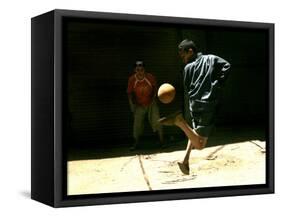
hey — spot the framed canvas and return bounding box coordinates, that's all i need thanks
[31,9,274,207]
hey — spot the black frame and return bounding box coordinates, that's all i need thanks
[31,9,274,207]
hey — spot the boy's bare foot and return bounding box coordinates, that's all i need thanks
[130,142,139,151]
[158,111,183,126]
[177,162,190,175]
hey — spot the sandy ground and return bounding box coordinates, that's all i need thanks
[67,139,266,195]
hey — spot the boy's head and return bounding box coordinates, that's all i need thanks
[134,61,145,76]
[178,39,198,64]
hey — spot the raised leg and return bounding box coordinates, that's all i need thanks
[174,116,208,150]
[159,112,208,173]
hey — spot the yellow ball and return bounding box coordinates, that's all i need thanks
[157,83,176,104]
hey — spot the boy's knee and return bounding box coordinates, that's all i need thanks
[195,137,208,150]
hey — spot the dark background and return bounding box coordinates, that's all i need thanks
[63,18,268,148]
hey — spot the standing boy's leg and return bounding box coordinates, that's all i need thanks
[159,112,208,174]
[148,100,164,144]
[177,140,193,174]
[131,106,146,150]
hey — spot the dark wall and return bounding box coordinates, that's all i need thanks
[64,19,268,147]
[206,29,268,125]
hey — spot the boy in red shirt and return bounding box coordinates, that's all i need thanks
[127,61,163,150]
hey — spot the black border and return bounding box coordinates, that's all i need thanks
[31,11,55,206]
[51,9,274,207]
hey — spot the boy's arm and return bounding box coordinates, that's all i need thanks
[183,66,191,92]
[127,76,136,112]
[146,73,158,97]
[151,74,158,97]
[128,94,136,113]
[215,56,231,84]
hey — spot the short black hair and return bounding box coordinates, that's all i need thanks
[178,39,198,54]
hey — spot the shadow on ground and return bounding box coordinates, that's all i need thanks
[68,125,265,161]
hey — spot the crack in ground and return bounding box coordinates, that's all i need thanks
[249,140,266,152]
[138,155,152,191]
[205,145,224,160]
[120,155,138,172]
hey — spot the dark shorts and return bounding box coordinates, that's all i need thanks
[190,110,216,137]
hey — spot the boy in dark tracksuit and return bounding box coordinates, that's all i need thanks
[159,39,231,174]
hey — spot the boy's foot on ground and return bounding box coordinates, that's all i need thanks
[129,146,137,151]
[159,142,168,149]
[158,111,183,126]
[130,143,138,151]
[156,140,168,149]
[177,162,190,175]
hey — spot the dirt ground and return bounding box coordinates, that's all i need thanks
[67,135,266,195]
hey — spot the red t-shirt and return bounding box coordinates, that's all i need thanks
[127,73,157,107]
